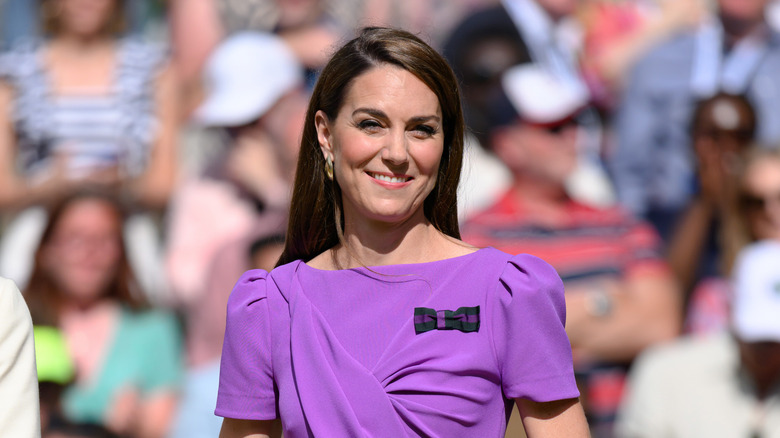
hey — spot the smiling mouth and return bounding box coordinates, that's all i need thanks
[367,172,412,183]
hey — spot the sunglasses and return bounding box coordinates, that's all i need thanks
[739,191,780,211]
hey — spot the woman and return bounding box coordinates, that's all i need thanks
[0,0,177,292]
[0,0,177,209]
[216,27,588,437]
[25,190,182,437]
[684,145,780,335]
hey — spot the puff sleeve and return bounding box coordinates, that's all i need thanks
[215,270,276,420]
[491,254,579,402]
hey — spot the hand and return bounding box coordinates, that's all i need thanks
[226,133,291,208]
[105,387,141,436]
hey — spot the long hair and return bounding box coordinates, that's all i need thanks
[24,190,146,326]
[277,27,465,266]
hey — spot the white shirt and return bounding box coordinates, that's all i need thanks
[617,333,780,438]
[0,277,41,438]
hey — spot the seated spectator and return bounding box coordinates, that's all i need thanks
[617,240,780,437]
[0,0,177,210]
[667,93,756,296]
[461,64,680,437]
[24,190,182,438]
[164,32,307,438]
[610,0,780,240]
[0,0,178,294]
[685,145,780,335]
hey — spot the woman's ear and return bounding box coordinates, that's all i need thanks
[315,110,334,161]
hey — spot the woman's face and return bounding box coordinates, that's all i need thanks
[43,198,123,305]
[55,0,117,37]
[316,64,444,227]
[741,158,780,240]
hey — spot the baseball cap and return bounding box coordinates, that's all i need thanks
[732,240,780,342]
[501,64,588,126]
[195,32,303,127]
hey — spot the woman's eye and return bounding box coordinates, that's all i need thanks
[357,120,382,132]
[412,125,437,138]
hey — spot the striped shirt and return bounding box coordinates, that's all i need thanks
[461,187,666,283]
[0,38,166,179]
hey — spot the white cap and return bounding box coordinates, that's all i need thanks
[732,240,780,342]
[195,32,303,127]
[501,64,588,125]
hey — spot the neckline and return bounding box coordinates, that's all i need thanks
[300,246,494,274]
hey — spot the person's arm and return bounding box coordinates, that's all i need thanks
[586,0,704,91]
[0,79,72,210]
[126,62,179,209]
[666,197,717,292]
[0,278,41,438]
[219,418,281,438]
[565,268,681,364]
[516,398,590,437]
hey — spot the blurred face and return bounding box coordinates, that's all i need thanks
[42,199,122,305]
[693,99,754,176]
[741,158,780,240]
[55,0,117,37]
[494,119,579,185]
[316,64,443,226]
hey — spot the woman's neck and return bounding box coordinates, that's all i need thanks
[333,211,455,269]
[50,32,114,55]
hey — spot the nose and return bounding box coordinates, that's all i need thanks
[381,129,409,165]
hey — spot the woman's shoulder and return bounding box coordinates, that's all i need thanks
[0,38,44,81]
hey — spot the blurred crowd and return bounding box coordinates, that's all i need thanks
[2,0,780,437]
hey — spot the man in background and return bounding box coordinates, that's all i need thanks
[462,64,680,437]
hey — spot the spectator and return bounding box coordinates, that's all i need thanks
[24,190,182,438]
[610,0,780,239]
[0,277,41,438]
[0,0,178,294]
[685,146,780,335]
[0,0,177,210]
[617,240,780,437]
[461,64,680,437]
[666,93,756,297]
[164,32,306,438]
[445,0,615,211]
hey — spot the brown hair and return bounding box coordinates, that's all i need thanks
[24,190,146,326]
[40,0,127,36]
[277,27,465,267]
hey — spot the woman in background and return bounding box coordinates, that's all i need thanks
[0,0,177,293]
[0,0,177,209]
[25,190,182,438]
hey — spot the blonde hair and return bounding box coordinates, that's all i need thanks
[721,144,780,274]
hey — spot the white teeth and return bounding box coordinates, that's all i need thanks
[370,172,409,183]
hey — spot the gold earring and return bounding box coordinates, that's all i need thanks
[325,156,334,181]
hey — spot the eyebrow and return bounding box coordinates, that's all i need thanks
[352,107,441,124]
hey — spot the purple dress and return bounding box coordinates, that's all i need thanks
[215,247,578,437]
